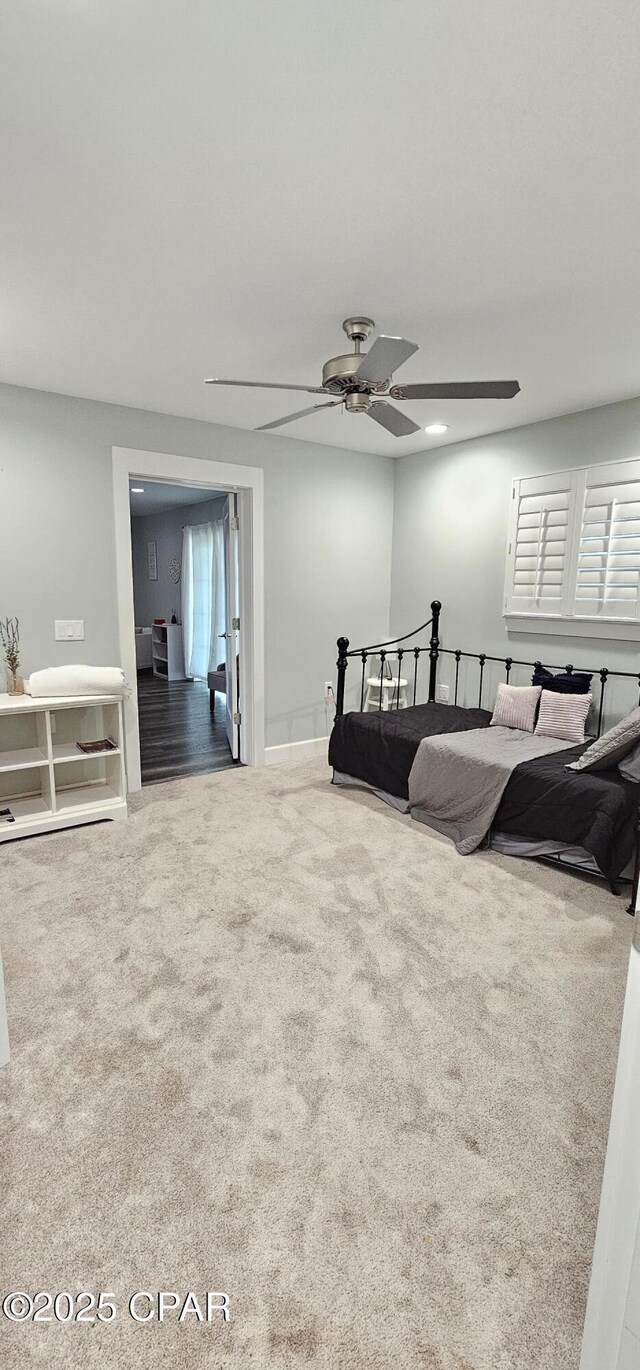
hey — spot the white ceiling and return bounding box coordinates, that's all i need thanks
[129,480,225,516]
[2,1,640,457]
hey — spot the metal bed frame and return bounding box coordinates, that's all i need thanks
[334,599,640,914]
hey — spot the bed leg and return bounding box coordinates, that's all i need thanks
[610,880,620,897]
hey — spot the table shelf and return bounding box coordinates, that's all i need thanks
[55,781,122,813]
[1,794,51,824]
[0,746,48,773]
[52,742,121,764]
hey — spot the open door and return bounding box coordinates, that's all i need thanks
[223,494,240,760]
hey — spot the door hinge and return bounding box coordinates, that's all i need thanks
[232,616,240,631]
[233,711,241,725]
[230,516,239,531]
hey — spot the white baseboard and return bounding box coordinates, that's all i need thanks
[265,736,330,766]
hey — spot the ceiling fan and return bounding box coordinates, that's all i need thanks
[205,317,520,438]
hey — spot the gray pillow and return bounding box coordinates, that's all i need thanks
[619,737,640,782]
[566,705,640,773]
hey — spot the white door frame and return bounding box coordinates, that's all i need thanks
[223,493,240,759]
[112,446,264,792]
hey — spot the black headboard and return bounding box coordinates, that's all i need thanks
[335,598,640,738]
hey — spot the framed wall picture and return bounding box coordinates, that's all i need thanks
[148,540,158,581]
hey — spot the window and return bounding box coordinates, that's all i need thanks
[181,520,225,678]
[504,457,640,632]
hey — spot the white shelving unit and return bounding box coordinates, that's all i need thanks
[151,623,185,680]
[0,693,127,842]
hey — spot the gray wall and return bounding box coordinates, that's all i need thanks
[390,397,640,713]
[7,378,637,747]
[131,494,227,627]
[0,382,394,747]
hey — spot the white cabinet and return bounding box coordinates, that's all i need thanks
[0,693,127,842]
[151,624,185,681]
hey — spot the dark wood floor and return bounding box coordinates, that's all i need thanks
[137,672,235,785]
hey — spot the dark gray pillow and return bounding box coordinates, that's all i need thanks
[532,666,593,695]
[566,706,640,773]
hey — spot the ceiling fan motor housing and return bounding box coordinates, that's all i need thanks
[322,354,376,394]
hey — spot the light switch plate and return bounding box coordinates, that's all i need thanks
[435,684,450,703]
[55,620,85,642]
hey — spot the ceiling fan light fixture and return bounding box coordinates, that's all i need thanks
[425,423,449,435]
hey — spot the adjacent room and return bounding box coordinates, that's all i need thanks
[129,479,237,784]
[1,5,640,1370]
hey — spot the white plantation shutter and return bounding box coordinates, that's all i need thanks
[573,460,640,621]
[505,471,579,616]
[505,458,640,628]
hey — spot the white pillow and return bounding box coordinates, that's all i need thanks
[490,683,541,733]
[535,690,592,744]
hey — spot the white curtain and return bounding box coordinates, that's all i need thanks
[181,520,225,679]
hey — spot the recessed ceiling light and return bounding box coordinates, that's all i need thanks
[425,423,449,435]
[131,486,145,493]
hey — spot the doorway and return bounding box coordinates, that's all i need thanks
[112,447,264,793]
[129,479,236,784]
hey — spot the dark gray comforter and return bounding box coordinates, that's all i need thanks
[329,702,640,878]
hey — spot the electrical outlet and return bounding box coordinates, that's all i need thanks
[435,684,450,703]
[324,681,333,694]
[55,620,85,642]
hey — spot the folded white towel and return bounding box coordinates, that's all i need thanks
[25,665,126,698]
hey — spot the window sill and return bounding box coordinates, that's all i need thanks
[504,613,640,642]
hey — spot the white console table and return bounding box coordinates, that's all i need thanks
[0,693,127,842]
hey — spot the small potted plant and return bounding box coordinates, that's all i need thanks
[0,617,23,694]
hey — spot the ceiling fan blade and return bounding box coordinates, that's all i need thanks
[389,379,521,400]
[205,378,327,394]
[368,402,421,437]
[356,335,418,385]
[255,401,341,432]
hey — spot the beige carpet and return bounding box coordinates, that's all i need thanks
[0,757,631,1369]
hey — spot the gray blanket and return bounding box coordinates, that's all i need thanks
[408,725,575,854]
